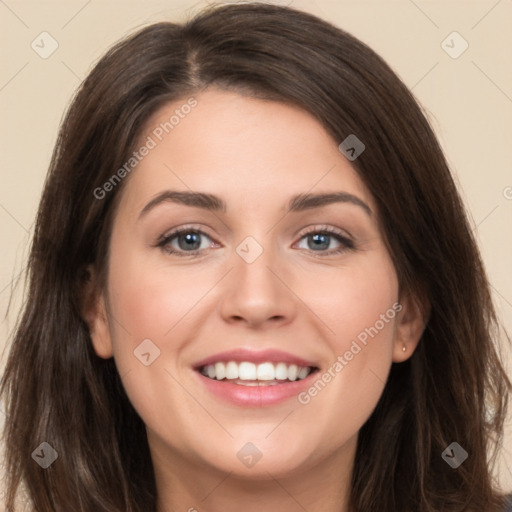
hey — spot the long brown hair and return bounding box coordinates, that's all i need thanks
[1,3,510,511]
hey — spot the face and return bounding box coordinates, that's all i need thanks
[87,88,422,483]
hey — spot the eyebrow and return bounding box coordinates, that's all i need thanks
[139,190,226,218]
[288,192,372,216]
[139,190,372,219]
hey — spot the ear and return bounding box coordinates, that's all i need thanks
[80,265,113,359]
[392,291,429,362]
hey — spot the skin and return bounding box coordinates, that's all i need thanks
[84,88,425,512]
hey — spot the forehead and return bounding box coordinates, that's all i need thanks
[117,88,375,217]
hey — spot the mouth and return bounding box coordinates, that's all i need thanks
[193,349,320,406]
[199,361,317,386]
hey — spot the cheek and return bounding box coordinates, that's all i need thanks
[104,247,203,433]
[297,251,399,345]
[106,245,204,346]
[295,252,399,428]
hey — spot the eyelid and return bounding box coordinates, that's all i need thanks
[157,224,215,244]
[295,224,353,241]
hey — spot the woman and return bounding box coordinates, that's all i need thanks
[1,3,510,511]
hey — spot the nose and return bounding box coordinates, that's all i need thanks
[218,242,297,329]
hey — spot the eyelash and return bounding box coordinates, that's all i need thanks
[156,224,355,258]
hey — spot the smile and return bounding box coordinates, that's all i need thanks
[193,349,320,406]
[199,361,314,383]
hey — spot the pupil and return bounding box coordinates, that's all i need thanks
[309,233,329,250]
[179,232,200,250]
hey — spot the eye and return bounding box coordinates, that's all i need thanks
[157,227,216,256]
[295,226,354,255]
[156,225,354,257]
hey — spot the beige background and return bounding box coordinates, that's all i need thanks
[1,0,511,501]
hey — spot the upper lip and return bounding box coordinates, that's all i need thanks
[193,348,318,370]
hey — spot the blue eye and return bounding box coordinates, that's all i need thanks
[158,229,214,255]
[157,226,354,257]
[296,229,354,255]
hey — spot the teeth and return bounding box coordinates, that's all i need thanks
[233,380,280,386]
[201,361,313,382]
[214,362,226,380]
[256,362,275,380]
[297,366,310,379]
[275,363,288,380]
[239,362,257,380]
[225,361,238,379]
[288,364,298,381]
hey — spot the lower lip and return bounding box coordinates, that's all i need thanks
[195,370,317,407]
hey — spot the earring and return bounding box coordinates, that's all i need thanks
[402,344,407,352]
